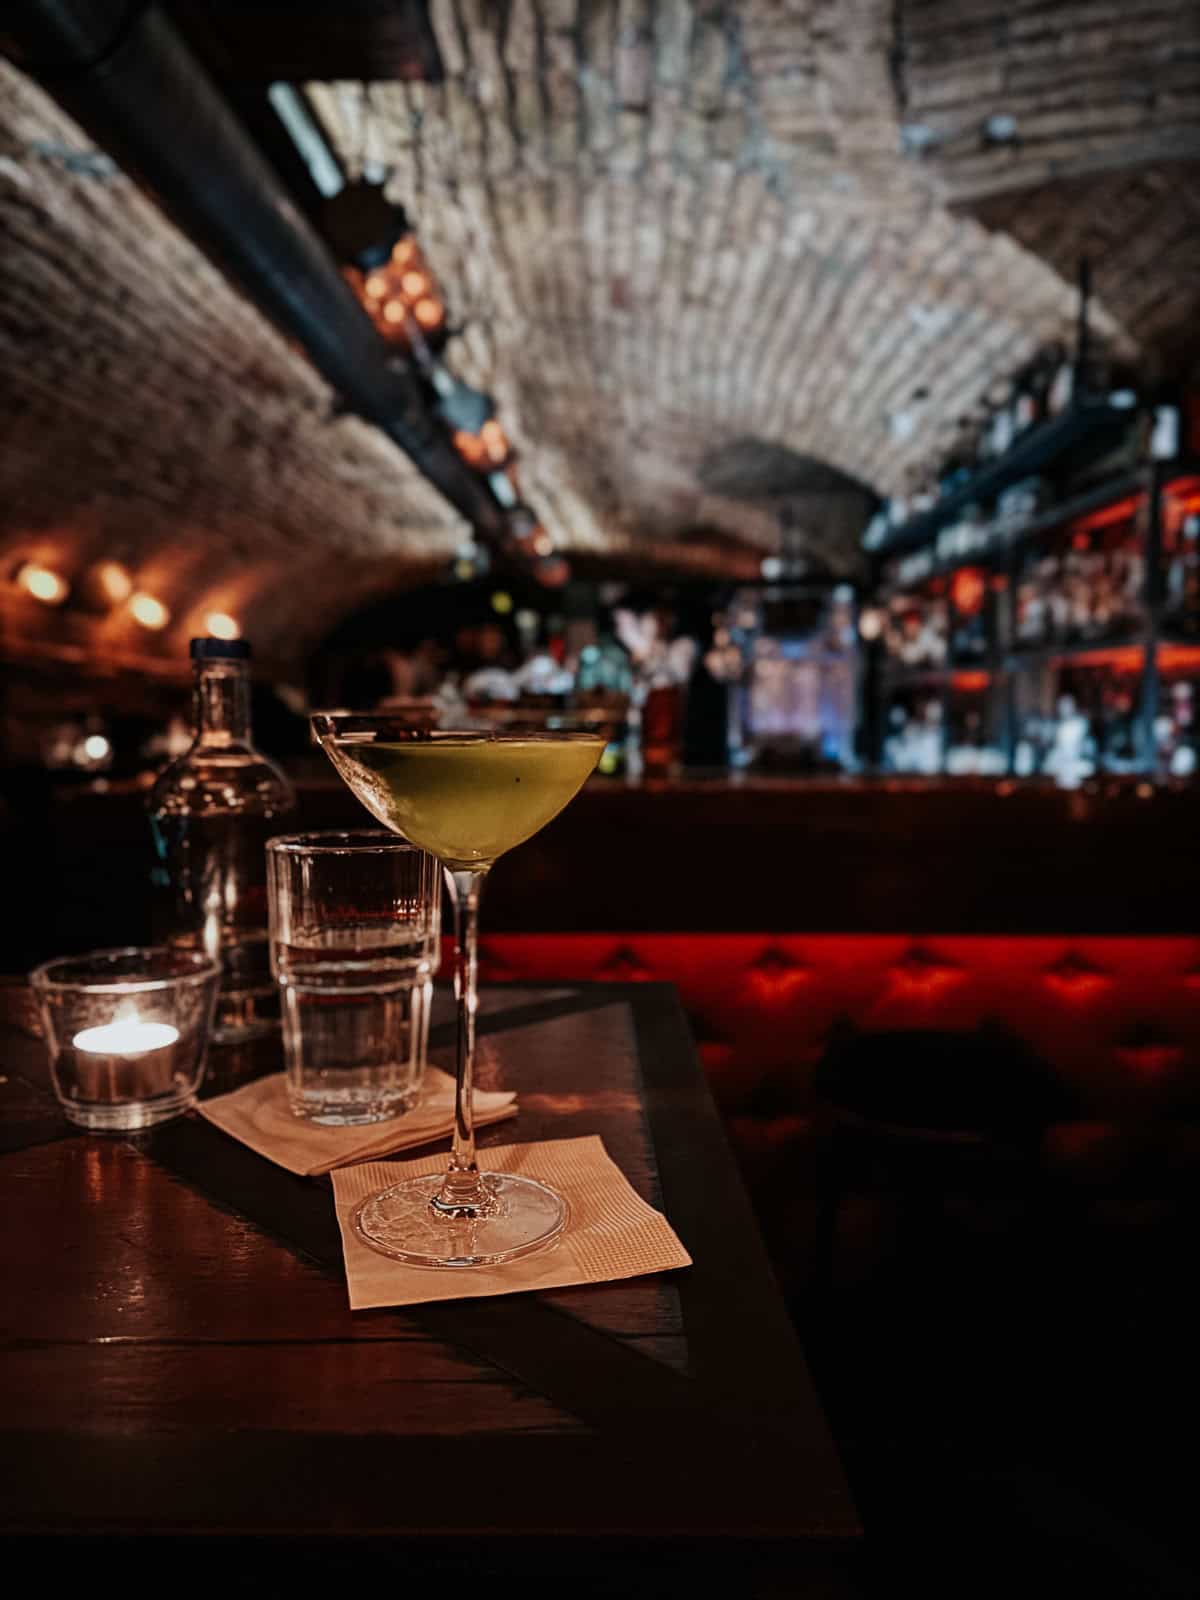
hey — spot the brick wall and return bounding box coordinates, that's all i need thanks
[0,61,465,673]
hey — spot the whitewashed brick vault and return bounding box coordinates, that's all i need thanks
[1,1,1197,669]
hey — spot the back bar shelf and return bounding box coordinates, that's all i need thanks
[868,451,1200,783]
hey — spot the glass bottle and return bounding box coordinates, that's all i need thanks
[149,639,296,1040]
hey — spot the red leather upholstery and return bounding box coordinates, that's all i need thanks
[451,934,1200,1251]
[447,934,1200,1125]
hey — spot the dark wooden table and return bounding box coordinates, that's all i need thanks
[0,980,859,1591]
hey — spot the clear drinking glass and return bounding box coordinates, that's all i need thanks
[267,831,440,1125]
[311,713,605,1267]
[29,946,220,1131]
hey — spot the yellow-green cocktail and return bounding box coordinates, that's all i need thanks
[324,733,605,868]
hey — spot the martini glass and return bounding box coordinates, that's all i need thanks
[311,713,605,1266]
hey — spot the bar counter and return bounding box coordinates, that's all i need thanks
[471,772,1193,937]
[6,770,1194,973]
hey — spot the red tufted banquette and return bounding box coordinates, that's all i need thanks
[446,935,1200,1264]
[456,934,1200,1121]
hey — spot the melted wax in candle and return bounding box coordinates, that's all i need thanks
[72,1021,180,1054]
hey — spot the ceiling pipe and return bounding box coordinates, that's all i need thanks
[0,0,506,539]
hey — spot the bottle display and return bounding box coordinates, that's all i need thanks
[1011,662,1144,785]
[882,585,949,668]
[1013,503,1144,651]
[882,691,945,775]
[148,639,297,1041]
[882,567,993,671]
[1161,479,1200,639]
[882,679,1004,777]
[947,567,990,663]
[1155,670,1199,781]
[944,679,1006,775]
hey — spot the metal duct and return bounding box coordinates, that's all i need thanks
[0,0,505,538]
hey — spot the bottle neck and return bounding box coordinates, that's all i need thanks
[193,661,252,747]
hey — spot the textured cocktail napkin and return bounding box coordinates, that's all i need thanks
[331,1135,692,1309]
[197,1067,516,1176]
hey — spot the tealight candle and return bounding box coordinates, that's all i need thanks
[74,1021,180,1055]
[65,1018,183,1105]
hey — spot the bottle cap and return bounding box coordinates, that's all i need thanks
[190,637,251,661]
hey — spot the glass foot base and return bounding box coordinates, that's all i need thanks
[61,1091,195,1132]
[353,1172,568,1268]
[287,1087,420,1126]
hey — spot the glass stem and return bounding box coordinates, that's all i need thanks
[432,867,493,1217]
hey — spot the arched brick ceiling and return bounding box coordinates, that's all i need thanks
[305,0,1139,575]
[895,0,1200,381]
[895,0,1200,199]
[3,0,1198,675]
[970,160,1200,380]
[0,59,468,671]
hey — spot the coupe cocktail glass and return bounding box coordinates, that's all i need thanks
[311,715,605,1266]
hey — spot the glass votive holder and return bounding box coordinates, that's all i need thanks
[29,946,221,1132]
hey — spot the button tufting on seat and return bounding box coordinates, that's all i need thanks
[1042,951,1111,998]
[1114,1024,1184,1077]
[599,944,651,980]
[745,945,812,1001]
[885,946,963,996]
[445,934,1200,1124]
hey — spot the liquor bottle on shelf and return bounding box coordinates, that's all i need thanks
[1164,511,1200,636]
[1043,693,1096,789]
[1150,405,1182,461]
[886,588,948,668]
[1012,367,1038,434]
[1047,344,1074,417]
[1013,713,1048,779]
[1014,568,1045,648]
[882,695,945,774]
[1098,679,1141,774]
[995,475,1048,528]
[949,568,989,662]
[1158,680,1198,779]
[148,638,297,1041]
[990,385,1016,458]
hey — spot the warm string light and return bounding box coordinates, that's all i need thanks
[339,206,542,579]
[129,592,170,630]
[16,562,69,604]
[480,420,510,464]
[346,236,447,348]
[205,611,240,641]
[454,419,512,472]
[13,560,182,636]
[453,429,488,469]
